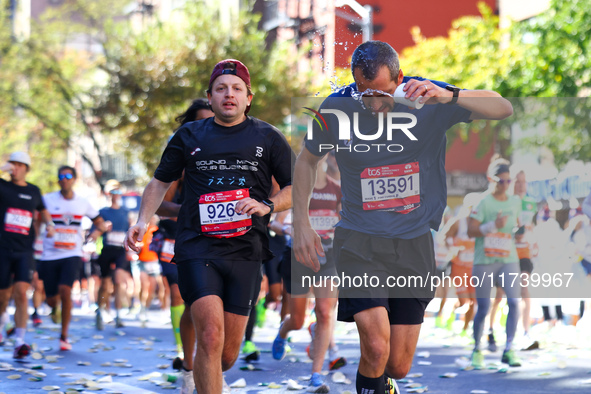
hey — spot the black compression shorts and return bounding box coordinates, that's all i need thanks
[177,259,262,316]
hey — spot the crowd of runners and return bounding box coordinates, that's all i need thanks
[1,41,590,394]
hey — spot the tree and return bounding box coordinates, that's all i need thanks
[399,3,522,157]
[397,1,591,166]
[505,0,591,166]
[0,0,314,189]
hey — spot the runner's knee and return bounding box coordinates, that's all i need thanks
[314,303,334,324]
[221,350,239,371]
[385,360,412,380]
[361,336,389,368]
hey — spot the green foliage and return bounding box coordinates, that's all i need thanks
[95,4,313,173]
[0,0,313,187]
[510,0,591,97]
[398,1,591,165]
[505,0,591,165]
[399,3,520,157]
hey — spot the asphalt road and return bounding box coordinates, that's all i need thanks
[0,301,590,394]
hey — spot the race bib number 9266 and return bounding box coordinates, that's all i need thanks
[199,189,252,238]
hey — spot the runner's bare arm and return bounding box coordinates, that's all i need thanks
[467,217,483,238]
[292,148,325,272]
[404,79,513,121]
[40,209,56,238]
[468,212,507,238]
[87,216,111,242]
[155,201,181,217]
[269,210,291,236]
[91,216,110,232]
[269,184,291,213]
[126,178,172,252]
[235,185,292,217]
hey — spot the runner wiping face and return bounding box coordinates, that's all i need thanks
[353,65,403,114]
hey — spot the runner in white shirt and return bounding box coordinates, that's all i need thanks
[39,165,110,350]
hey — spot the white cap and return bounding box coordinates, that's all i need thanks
[9,151,31,167]
[104,179,121,194]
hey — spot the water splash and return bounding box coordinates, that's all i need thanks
[350,88,395,112]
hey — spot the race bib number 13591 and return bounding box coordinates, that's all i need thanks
[199,189,252,238]
[360,162,420,213]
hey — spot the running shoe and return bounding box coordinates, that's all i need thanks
[180,369,195,394]
[487,332,497,352]
[115,317,125,328]
[272,323,288,361]
[501,349,522,367]
[242,340,257,354]
[307,372,330,393]
[60,338,72,351]
[51,306,62,324]
[31,312,42,327]
[242,340,260,361]
[471,349,484,369]
[172,356,184,370]
[138,309,148,322]
[445,313,455,330]
[329,356,347,371]
[435,315,444,328]
[385,376,400,394]
[5,324,15,337]
[523,340,540,351]
[13,343,31,359]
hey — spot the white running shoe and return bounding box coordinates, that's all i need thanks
[180,369,195,394]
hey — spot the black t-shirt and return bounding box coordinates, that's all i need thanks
[154,116,294,262]
[156,219,178,240]
[0,179,45,252]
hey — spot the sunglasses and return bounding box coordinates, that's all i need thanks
[58,173,74,181]
[497,179,512,185]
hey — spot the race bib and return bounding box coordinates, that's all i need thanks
[106,231,127,247]
[309,209,339,237]
[54,228,77,250]
[4,208,33,235]
[484,233,513,258]
[198,189,252,238]
[360,162,420,213]
[454,239,475,267]
[458,250,475,265]
[161,239,175,263]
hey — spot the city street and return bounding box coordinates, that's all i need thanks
[1,301,590,394]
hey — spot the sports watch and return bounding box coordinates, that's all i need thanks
[445,85,460,105]
[261,199,274,215]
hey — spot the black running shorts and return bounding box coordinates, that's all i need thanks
[38,257,82,297]
[177,259,262,316]
[0,251,34,289]
[333,228,435,324]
